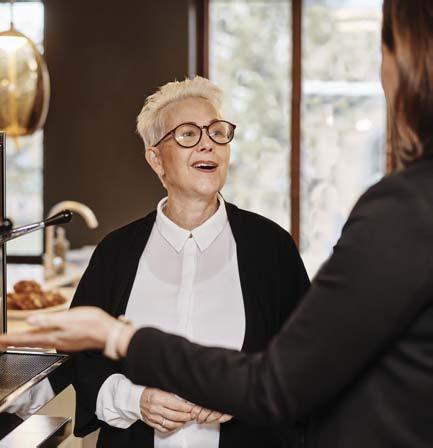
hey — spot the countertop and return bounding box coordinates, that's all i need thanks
[3,265,82,447]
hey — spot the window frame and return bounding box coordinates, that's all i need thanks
[201,0,392,249]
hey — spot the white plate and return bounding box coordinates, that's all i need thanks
[7,287,75,320]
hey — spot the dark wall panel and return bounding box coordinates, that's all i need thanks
[43,0,192,248]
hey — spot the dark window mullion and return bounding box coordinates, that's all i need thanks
[195,0,209,78]
[290,0,302,246]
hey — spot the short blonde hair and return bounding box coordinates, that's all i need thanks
[136,76,223,148]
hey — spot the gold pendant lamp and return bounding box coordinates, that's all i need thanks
[0,0,49,139]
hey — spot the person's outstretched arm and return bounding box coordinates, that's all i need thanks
[123,177,433,424]
[1,177,431,427]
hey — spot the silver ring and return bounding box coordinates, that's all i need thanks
[161,418,166,428]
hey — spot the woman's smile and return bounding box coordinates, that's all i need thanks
[191,159,219,173]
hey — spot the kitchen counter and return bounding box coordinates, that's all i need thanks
[2,264,87,447]
[0,351,72,446]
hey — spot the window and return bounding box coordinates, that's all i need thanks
[209,0,385,276]
[209,0,292,230]
[0,1,44,256]
[300,0,385,275]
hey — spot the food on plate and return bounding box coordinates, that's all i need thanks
[7,280,67,311]
[13,280,42,294]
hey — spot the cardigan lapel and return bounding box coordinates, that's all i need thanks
[225,202,269,353]
[111,211,157,316]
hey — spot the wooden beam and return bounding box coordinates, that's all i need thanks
[290,0,302,246]
[195,0,209,78]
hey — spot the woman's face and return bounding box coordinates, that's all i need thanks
[146,97,230,202]
[381,43,399,106]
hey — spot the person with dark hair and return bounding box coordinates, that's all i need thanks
[2,1,433,447]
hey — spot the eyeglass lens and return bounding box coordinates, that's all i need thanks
[174,121,234,147]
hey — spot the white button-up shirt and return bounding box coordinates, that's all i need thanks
[96,196,246,448]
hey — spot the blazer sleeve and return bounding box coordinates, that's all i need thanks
[123,176,433,425]
[70,244,122,436]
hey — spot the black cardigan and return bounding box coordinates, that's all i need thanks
[123,158,433,448]
[70,202,310,448]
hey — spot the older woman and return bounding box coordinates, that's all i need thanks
[70,77,309,448]
[4,2,433,447]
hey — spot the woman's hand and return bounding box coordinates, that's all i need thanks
[0,306,116,352]
[140,388,194,433]
[191,405,233,424]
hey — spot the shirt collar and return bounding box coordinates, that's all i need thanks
[156,194,228,253]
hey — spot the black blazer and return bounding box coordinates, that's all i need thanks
[71,202,310,448]
[123,158,433,448]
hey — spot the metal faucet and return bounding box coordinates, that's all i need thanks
[44,201,98,279]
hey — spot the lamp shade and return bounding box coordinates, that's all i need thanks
[0,28,50,137]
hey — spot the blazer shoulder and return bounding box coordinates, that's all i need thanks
[357,163,433,215]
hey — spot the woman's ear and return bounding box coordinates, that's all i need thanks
[145,146,164,176]
[145,147,167,187]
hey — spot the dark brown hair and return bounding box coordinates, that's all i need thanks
[382,0,433,164]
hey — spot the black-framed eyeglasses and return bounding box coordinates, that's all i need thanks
[153,120,236,148]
